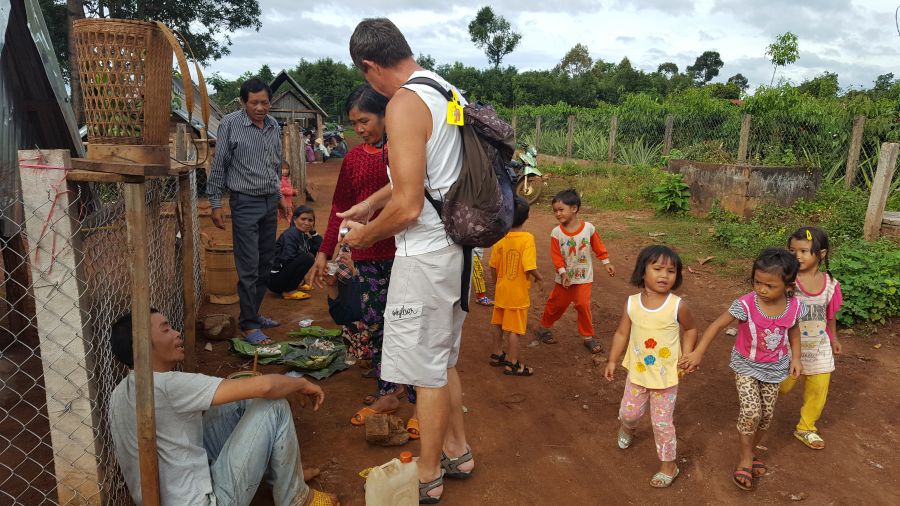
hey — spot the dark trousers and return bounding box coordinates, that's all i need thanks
[230,192,278,330]
[267,254,315,294]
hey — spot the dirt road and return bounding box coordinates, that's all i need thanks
[200,154,900,505]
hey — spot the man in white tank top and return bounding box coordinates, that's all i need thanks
[342,17,474,503]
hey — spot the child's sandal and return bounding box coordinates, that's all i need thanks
[617,427,634,449]
[489,352,512,367]
[503,361,534,376]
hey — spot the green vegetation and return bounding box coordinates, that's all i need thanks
[650,173,691,214]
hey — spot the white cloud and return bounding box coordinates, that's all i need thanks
[203,0,898,91]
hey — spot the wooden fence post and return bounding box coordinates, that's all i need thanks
[534,116,542,151]
[566,115,575,158]
[663,114,674,156]
[511,114,518,145]
[737,113,751,163]
[845,115,867,188]
[299,130,310,201]
[863,142,900,241]
[125,180,161,506]
[174,124,198,372]
[607,115,618,165]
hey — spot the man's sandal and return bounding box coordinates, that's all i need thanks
[489,352,512,367]
[257,315,280,328]
[733,467,753,491]
[504,361,534,376]
[583,338,603,354]
[617,427,634,449]
[650,467,680,488]
[306,489,339,506]
[419,472,444,504]
[536,328,557,344]
[441,447,474,479]
[243,329,274,345]
[794,430,825,450]
[752,456,767,476]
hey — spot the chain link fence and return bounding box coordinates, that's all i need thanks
[0,155,203,505]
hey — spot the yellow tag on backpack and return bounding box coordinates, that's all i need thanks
[447,89,464,126]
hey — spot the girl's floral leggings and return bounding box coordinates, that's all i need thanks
[619,376,678,461]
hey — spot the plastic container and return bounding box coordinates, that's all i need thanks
[365,451,418,506]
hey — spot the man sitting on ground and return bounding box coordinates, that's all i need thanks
[108,309,339,506]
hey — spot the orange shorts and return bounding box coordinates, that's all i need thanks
[491,306,528,336]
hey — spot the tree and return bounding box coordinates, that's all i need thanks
[686,51,724,83]
[766,32,799,85]
[257,64,275,84]
[706,82,741,100]
[797,72,839,98]
[557,43,592,77]
[468,6,522,68]
[727,73,749,92]
[657,62,678,78]
[416,53,436,71]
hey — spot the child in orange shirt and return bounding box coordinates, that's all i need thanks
[489,196,543,376]
[279,161,297,220]
[537,188,615,354]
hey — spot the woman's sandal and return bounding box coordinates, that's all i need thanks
[794,430,825,450]
[504,361,534,376]
[489,352,512,367]
[406,418,420,440]
[733,467,753,491]
[536,328,557,344]
[441,447,474,479]
[617,427,634,449]
[583,338,603,354]
[418,472,444,504]
[350,406,397,426]
[243,329,274,345]
[752,456,767,476]
[650,467,680,488]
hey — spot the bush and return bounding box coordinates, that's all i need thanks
[651,172,691,214]
[830,240,900,325]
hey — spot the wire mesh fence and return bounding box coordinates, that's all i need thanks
[504,106,895,193]
[0,155,203,505]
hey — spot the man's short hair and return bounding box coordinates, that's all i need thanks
[111,308,160,368]
[240,78,272,103]
[349,18,413,71]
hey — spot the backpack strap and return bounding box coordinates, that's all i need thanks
[404,76,454,102]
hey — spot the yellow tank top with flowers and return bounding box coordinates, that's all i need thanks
[622,293,682,389]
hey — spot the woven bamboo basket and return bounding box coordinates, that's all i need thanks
[73,19,171,146]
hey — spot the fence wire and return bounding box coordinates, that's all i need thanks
[508,108,895,194]
[0,163,203,505]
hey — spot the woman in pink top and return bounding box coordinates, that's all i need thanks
[680,248,805,492]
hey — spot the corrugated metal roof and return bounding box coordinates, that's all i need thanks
[0,0,84,236]
[172,77,223,139]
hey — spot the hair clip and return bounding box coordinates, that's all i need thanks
[805,229,813,241]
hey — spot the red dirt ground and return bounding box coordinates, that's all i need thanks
[198,154,900,505]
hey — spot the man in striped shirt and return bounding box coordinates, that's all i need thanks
[208,78,289,344]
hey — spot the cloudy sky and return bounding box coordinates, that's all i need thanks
[205,0,899,91]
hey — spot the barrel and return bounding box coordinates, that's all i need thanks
[205,243,239,304]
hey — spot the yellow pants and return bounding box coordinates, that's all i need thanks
[779,372,831,432]
[472,253,486,295]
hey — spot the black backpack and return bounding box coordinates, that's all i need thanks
[404,77,516,311]
[404,77,516,247]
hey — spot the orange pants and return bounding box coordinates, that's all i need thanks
[540,283,593,337]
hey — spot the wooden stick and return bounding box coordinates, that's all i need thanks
[534,116,542,151]
[663,114,674,156]
[737,114,751,163]
[845,115,866,188]
[252,349,259,375]
[863,142,899,241]
[125,181,161,506]
[607,115,618,165]
[565,115,575,159]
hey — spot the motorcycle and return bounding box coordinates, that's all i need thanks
[507,145,543,205]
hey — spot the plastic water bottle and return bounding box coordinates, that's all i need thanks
[365,451,418,506]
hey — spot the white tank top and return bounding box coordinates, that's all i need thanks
[389,70,464,256]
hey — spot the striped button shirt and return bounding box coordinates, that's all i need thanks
[207,109,282,208]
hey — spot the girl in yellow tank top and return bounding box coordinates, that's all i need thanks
[604,245,698,488]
